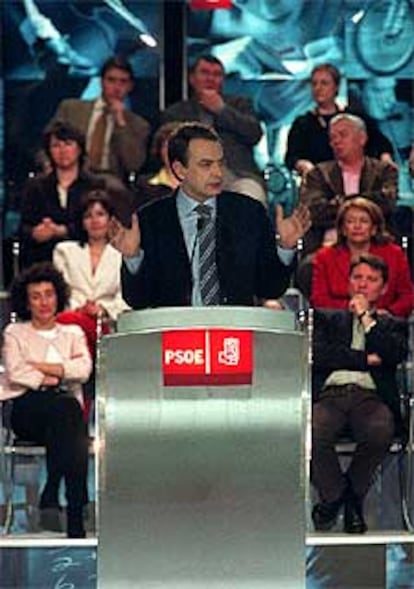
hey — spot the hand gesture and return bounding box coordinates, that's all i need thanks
[295,159,315,177]
[42,375,60,386]
[82,300,103,317]
[380,152,398,171]
[198,89,225,113]
[108,98,126,126]
[349,293,369,318]
[367,353,382,366]
[108,213,141,258]
[32,218,57,242]
[275,204,311,249]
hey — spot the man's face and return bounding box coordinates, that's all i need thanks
[329,120,367,162]
[349,263,387,304]
[101,66,133,103]
[189,59,224,95]
[172,138,224,202]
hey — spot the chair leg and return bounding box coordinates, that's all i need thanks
[399,403,414,532]
[2,448,16,535]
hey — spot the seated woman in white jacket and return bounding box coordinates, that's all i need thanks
[2,262,92,537]
[53,188,130,353]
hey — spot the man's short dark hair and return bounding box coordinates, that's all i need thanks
[11,262,70,320]
[190,54,225,74]
[43,120,86,167]
[349,253,389,284]
[100,55,134,80]
[168,122,221,167]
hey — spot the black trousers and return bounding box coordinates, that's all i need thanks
[11,389,88,519]
[311,384,394,503]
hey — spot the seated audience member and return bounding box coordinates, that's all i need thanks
[312,254,408,534]
[161,55,266,205]
[19,121,93,269]
[51,55,150,182]
[54,189,130,420]
[285,63,395,177]
[299,113,398,255]
[54,188,130,355]
[409,144,414,178]
[109,123,311,309]
[131,121,181,209]
[2,263,92,538]
[311,197,414,318]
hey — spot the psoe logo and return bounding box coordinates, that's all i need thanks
[218,337,240,365]
[162,329,253,386]
[164,348,204,366]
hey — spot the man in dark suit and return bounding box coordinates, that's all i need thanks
[311,253,408,533]
[109,122,311,308]
[161,55,266,205]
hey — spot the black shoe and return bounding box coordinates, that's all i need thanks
[66,507,86,539]
[344,493,367,534]
[312,496,343,531]
[39,506,63,533]
[67,526,86,539]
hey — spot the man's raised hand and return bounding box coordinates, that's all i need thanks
[109,213,141,258]
[275,204,311,249]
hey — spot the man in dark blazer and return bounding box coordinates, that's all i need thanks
[311,253,408,534]
[161,55,266,205]
[109,122,311,309]
[299,113,397,254]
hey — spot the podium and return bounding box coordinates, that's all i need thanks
[97,307,308,588]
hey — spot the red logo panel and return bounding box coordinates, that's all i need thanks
[162,329,253,386]
[190,0,232,9]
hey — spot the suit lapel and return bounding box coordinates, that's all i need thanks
[164,195,192,270]
[359,158,372,193]
[216,194,235,277]
[82,101,95,132]
[329,163,344,194]
[331,310,353,345]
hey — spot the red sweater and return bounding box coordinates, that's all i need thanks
[311,243,414,318]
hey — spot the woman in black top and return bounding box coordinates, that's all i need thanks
[285,63,394,177]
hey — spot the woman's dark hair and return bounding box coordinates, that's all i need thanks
[43,120,86,168]
[311,63,341,87]
[11,262,70,321]
[336,196,391,246]
[150,121,183,162]
[78,188,114,246]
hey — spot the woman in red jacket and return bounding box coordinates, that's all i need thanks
[311,196,414,317]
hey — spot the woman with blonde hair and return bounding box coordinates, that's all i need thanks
[311,196,413,317]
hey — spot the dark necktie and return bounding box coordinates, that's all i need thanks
[195,204,220,305]
[88,109,108,169]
